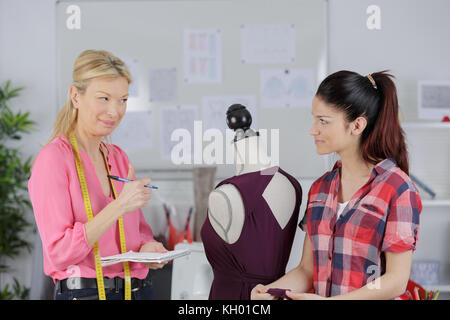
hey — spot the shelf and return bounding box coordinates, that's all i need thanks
[422,199,450,207]
[402,122,450,129]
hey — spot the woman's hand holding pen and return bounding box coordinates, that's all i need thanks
[115,163,152,216]
[85,163,152,247]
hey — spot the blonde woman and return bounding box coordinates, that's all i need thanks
[28,50,167,300]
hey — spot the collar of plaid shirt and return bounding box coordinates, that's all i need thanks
[327,158,396,215]
[332,157,395,183]
[302,158,421,299]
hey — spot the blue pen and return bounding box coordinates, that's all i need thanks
[108,175,158,189]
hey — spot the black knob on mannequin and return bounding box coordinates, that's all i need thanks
[226,104,259,142]
[226,104,252,131]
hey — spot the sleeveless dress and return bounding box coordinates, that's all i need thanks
[200,166,302,300]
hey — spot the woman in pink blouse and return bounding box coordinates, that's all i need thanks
[28,50,167,300]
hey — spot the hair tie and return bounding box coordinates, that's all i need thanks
[366,74,377,89]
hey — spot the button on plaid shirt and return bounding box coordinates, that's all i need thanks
[299,159,421,299]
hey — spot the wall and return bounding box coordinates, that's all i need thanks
[1,0,449,299]
[0,0,58,298]
[328,0,450,122]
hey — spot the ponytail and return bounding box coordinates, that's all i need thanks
[316,70,409,174]
[362,71,409,174]
[46,92,78,144]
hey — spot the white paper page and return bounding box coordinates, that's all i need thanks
[201,94,258,134]
[159,105,199,160]
[149,68,177,102]
[286,68,316,108]
[111,110,153,152]
[241,24,296,64]
[101,249,190,267]
[123,58,140,97]
[260,68,315,108]
[183,28,222,83]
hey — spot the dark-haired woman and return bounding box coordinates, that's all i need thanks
[251,71,421,300]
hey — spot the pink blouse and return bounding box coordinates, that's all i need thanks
[28,135,155,281]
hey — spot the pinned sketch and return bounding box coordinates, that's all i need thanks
[418,81,450,120]
[202,95,258,134]
[111,110,153,152]
[260,68,315,108]
[159,105,199,160]
[183,29,222,83]
[241,24,296,64]
[149,68,177,102]
[123,58,140,97]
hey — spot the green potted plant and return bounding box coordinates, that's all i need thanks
[0,80,35,299]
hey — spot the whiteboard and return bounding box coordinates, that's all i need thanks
[56,0,328,178]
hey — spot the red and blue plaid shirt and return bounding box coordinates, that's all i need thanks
[300,158,422,299]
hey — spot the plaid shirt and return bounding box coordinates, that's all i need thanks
[299,158,421,299]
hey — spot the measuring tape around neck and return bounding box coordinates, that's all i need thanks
[70,134,131,300]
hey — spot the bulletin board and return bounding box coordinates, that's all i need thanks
[56,0,328,179]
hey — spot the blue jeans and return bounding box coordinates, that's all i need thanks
[55,284,155,300]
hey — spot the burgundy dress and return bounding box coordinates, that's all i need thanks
[200,166,302,300]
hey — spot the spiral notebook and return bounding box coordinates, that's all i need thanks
[101,249,190,267]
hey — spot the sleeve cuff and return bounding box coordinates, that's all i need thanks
[382,234,416,253]
[298,214,307,232]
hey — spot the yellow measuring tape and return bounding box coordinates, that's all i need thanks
[70,134,131,300]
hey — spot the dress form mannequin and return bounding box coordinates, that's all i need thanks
[207,106,297,244]
[201,104,302,299]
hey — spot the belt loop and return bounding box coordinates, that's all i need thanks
[58,280,62,294]
[114,277,119,293]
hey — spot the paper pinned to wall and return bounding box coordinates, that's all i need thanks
[123,58,140,97]
[111,110,153,152]
[260,68,315,108]
[202,95,258,134]
[183,28,222,83]
[159,105,199,160]
[149,67,177,102]
[418,81,450,120]
[241,24,296,64]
